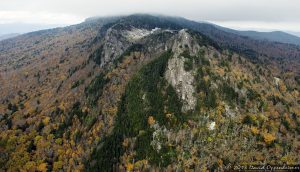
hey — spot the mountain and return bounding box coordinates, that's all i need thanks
[214,24,300,46]
[0,14,299,171]
[0,33,20,41]
[295,32,300,37]
[289,31,300,38]
[0,23,68,39]
[237,31,300,46]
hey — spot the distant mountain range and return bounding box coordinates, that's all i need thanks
[0,33,20,41]
[213,24,300,46]
[0,23,67,41]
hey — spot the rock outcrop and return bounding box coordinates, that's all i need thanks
[165,30,197,112]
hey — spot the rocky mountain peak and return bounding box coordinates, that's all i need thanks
[0,14,299,172]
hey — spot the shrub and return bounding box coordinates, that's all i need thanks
[250,127,259,135]
[262,133,276,144]
[148,116,156,126]
[71,79,84,89]
[220,82,238,105]
[53,161,63,171]
[184,58,193,71]
[247,89,260,101]
[7,103,18,113]
[243,114,258,126]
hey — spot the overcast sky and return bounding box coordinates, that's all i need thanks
[1,0,300,35]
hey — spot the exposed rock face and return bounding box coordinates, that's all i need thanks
[165,30,197,112]
[100,28,130,67]
[165,56,196,112]
[123,28,152,42]
[97,27,167,67]
[172,29,201,57]
[208,121,216,130]
[274,77,281,88]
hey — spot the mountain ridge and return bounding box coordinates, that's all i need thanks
[0,33,20,41]
[0,14,299,171]
[213,24,300,46]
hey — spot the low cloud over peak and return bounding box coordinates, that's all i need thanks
[1,0,299,34]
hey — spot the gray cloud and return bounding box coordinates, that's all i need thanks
[0,0,299,33]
